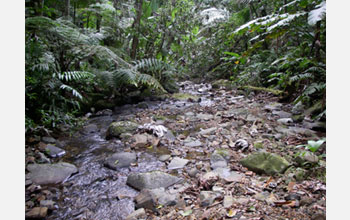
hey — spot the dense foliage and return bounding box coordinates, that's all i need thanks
[25,0,326,134]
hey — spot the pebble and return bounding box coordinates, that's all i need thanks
[25,207,48,219]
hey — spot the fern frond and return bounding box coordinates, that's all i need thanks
[137,73,165,92]
[57,71,93,82]
[290,73,313,83]
[59,84,83,100]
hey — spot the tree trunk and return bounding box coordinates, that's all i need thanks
[130,0,143,59]
[64,0,70,18]
[73,2,76,24]
[40,0,44,16]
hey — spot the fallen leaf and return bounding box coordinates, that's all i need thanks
[114,160,119,164]
[287,182,296,192]
[180,209,192,217]
[226,209,237,217]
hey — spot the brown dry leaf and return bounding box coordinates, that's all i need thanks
[288,181,296,192]
[274,200,294,206]
[264,176,273,188]
[245,171,254,176]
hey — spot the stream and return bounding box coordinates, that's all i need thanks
[26,81,326,220]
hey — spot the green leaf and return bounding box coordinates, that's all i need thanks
[180,210,192,217]
[114,160,119,164]
[306,139,325,152]
[223,51,240,57]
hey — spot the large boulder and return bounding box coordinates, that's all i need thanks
[127,171,182,191]
[240,152,290,175]
[104,152,137,170]
[27,162,78,185]
[106,121,139,139]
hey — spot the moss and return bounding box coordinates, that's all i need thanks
[106,121,139,139]
[172,93,199,101]
[214,148,230,159]
[241,85,284,95]
[292,114,304,122]
[153,115,167,121]
[253,141,264,149]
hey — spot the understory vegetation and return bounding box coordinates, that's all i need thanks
[25,0,326,135]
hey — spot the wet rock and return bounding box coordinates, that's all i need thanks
[168,157,189,170]
[277,118,293,125]
[106,121,139,139]
[95,109,113,116]
[292,114,304,122]
[127,171,182,190]
[105,152,137,170]
[44,145,66,158]
[25,179,33,186]
[82,124,98,134]
[303,121,326,132]
[41,136,56,144]
[272,110,292,118]
[149,187,178,206]
[275,126,316,137]
[199,191,219,207]
[172,93,200,102]
[223,196,234,208]
[185,140,202,147]
[126,208,146,220]
[37,152,50,163]
[25,207,48,219]
[27,162,78,185]
[159,154,171,162]
[240,152,290,175]
[196,113,214,121]
[135,190,155,210]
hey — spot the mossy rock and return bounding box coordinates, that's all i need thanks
[172,93,199,102]
[305,100,323,116]
[240,152,291,175]
[153,115,167,121]
[106,121,139,139]
[213,148,231,160]
[253,141,264,149]
[292,114,304,123]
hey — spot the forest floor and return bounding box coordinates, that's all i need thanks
[25,81,326,220]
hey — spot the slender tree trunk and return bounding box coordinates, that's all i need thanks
[96,0,102,32]
[130,0,143,59]
[73,2,76,25]
[40,0,44,16]
[64,0,70,18]
[86,13,90,29]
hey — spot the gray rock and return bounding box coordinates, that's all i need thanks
[164,130,176,141]
[82,124,98,134]
[25,207,48,219]
[303,121,326,131]
[42,136,56,144]
[223,196,234,208]
[126,208,146,220]
[234,139,249,151]
[37,152,51,163]
[45,145,66,158]
[295,151,319,166]
[272,110,292,118]
[132,134,148,148]
[106,121,139,139]
[277,118,293,125]
[135,190,155,210]
[264,103,282,112]
[27,162,78,185]
[213,168,244,183]
[240,152,290,175]
[185,140,202,147]
[159,154,171,162]
[199,127,217,135]
[149,187,178,206]
[199,191,219,207]
[275,126,316,137]
[187,168,199,177]
[105,152,137,170]
[127,171,182,190]
[40,200,55,210]
[210,153,227,170]
[292,102,305,115]
[168,157,189,170]
[196,113,214,121]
